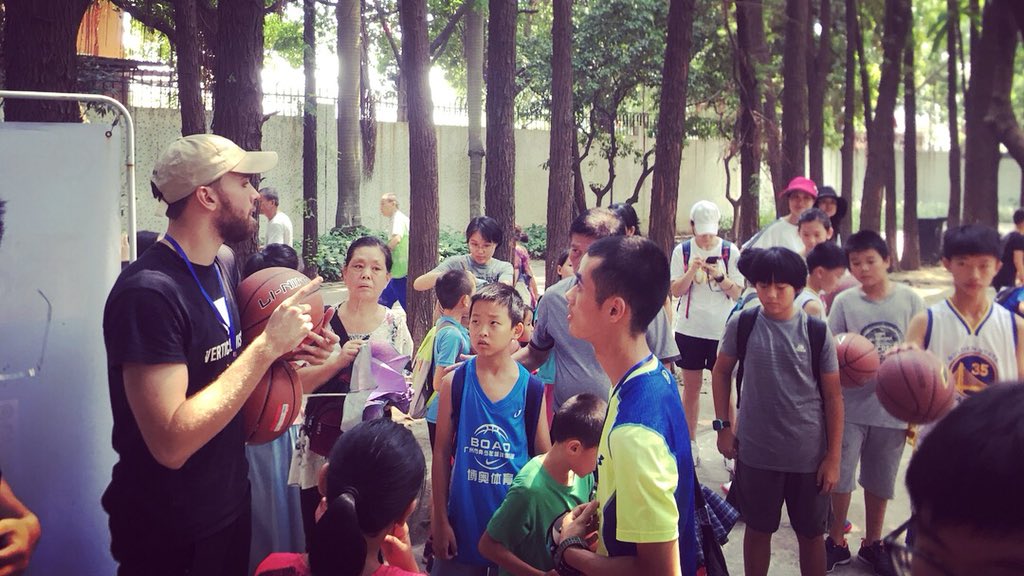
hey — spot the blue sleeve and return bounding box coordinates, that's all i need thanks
[433,328,464,368]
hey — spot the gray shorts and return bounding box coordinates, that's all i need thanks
[734,459,830,538]
[837,421,906,499]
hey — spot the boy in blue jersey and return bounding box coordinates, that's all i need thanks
[555,236,698,576]
[432,283,552,576]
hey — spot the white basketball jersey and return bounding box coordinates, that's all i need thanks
[924,299,1019,399]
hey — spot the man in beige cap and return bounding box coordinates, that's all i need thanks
[102,134,323,576]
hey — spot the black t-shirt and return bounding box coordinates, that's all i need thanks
[102,243,247,543]
[995,232,1024,288]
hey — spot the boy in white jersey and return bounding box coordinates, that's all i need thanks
[800,242,846,320]
[825,231,924,575]
[905,225,1024,420]
[555,236,698,576]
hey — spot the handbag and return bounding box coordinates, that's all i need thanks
[303,311,351,457]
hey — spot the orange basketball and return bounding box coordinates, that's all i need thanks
[876,349,954,424]
[242,360,302,444]
[835,333,880,388]
[237,267,324,345]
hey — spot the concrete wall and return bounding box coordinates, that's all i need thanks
[125,105,1024,240]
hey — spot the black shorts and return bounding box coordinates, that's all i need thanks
[674,333,719,371]
[734,459,829,538]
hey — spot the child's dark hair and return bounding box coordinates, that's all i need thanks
[345,235,393,272]
[609,202,641,236]
[570,207,626,240]
[844,230,889,261]
[797,207,832,231]
[466,216,504,247]
[942,224,1002,260]
[586,236,669,334]
[470,282,526,325]
[736,247,764,280]
[436,269,475,310]
[806,242,846,273]
[557,249,570,268]
[244,243,301,277]
[744,247,807,291]
[1014,208,1024,226]
[550,393,607,448]
[309,419,426,576]
[906,384,1024,537]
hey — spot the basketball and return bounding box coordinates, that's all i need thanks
[835,333,880,388]
[237,267,324,345]
[242,360,302,444]
[875,348,955,424]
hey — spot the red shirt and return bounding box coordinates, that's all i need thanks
[255,553,424,576]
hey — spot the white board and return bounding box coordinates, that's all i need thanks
[0,122,121,574]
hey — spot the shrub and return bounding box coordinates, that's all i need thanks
[310,226,386,281]
[521,223,547,259]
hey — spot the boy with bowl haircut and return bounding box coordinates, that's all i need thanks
[432,283,552,576]
[556,236,697,576]
[825,230,924,573]
[479,393,606,576]
[711,247,843,576]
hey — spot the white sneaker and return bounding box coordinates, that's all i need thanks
[691,440,701,467]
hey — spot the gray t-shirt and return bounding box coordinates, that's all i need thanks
[721,308,839,473]
[430,254,514,287]
[828,283,924,428]
[531,277,681,408]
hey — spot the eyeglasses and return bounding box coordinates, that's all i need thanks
[884,516,955,576]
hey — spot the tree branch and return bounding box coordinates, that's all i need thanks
[626,148,655,204]
[429,0,471,60]
[373,0,403,67]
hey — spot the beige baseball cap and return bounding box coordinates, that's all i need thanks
[151,134,279,204]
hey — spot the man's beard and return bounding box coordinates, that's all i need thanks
[215,205,256,244]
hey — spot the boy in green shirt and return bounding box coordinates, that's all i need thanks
[479,393,606,576]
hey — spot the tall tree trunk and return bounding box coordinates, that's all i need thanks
[302,0,319,275]
[466,2,485,218]
[735,0,766,241]
[546,0,575,284]
[902,27,920,270]
[3,0,92,122]
[946,0,962,229]
[963,0,1016,226]
[571,136,589,217]
[781,0,810,186]
[400,0,440,344]
[764,91,785,215]
[885,145,899,269]
[336,0,363,229]
[213,0,266,268]
[854,2,873,141]
[485,0,517,263]
[984,2,1024,169]
[840,0,857,236]
[173,0,206,136]
[808,0,832,185]
[859,0,910,232]
[649,0,697,255]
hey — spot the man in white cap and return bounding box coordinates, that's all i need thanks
[670,200,744,466]
[102,134,325,575]
[742,176,818,253]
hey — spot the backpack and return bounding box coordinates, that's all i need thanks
[449,363,545,458]
[408,318,461,418]
[733,307,827,408]
[678,239,734,319]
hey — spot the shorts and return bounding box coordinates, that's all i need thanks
[837,422,906,499]
[734,459,829,538]
[674,333,719,371]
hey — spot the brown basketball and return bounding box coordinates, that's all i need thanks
[835,333,880,388]
[242,360,302,444]
[875,348,955,424]
[237,267,324,345]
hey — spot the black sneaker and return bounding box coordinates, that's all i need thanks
[826,536,852,573]
[858,539,897,576]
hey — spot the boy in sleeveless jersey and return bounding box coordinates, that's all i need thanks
[431,284,551,576]
[555,236,698,576]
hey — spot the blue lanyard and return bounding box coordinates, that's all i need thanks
[611,353,656,399]
[163,234,237,353]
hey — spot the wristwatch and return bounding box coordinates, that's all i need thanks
[554,536,588,576]
[712,419,731,431]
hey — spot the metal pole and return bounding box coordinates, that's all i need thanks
[0,90,137,260]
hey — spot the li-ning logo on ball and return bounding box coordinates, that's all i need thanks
[465,423,516,471]
[258,278,308,309]
[949,353,997,396]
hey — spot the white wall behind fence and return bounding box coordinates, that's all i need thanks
[124,106,1023,241]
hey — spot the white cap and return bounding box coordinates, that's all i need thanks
[151,134,278,204]
[690,200,721,235]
